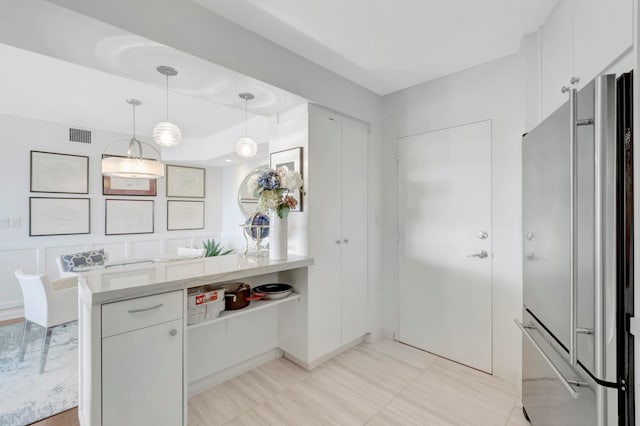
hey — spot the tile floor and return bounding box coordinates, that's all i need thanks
[189,339,528,425]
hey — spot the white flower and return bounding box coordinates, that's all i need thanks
[258,189,280,211]
[246,174,259,195]
[277,167,303,191]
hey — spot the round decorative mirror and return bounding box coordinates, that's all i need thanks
[237,165,269,218]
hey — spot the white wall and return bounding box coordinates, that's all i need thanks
[48,0,385,338]
[0,113,223,319]
[220,157,269,252]
[268,104,310,257]
[382,53,526,387]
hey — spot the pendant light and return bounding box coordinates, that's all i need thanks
[235,92,258,158]
[102,99,165,179]
[153,65,182,147]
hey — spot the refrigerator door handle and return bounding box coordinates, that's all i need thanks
[515,319,580,399]
[568,86,579,366]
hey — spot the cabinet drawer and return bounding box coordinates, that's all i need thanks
[102,291,183,338]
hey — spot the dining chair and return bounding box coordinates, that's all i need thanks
[14,269,78,374]
[55,256,77,279]
[56,249,108,278]
[177,247,206,258]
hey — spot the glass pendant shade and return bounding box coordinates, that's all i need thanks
[236,92,257,158]
[101,98,165,179]
[102,156,165,179]
[153,65,181,148]
[153,121,182,147]
[235,136,258,158]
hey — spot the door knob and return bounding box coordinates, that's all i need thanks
[169,329,178,336]
[336,240,342,244]
[467,250,488,259]
[478,231,488,240]
[343,238,349,243]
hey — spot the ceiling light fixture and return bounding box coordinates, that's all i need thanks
[153,65,182,147]
[235,92,257,158]
[102,99,165,179]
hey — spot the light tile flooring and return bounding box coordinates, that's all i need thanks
[189,340,529,425]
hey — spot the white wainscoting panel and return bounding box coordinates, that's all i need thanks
[44,244,86,278]
[0,233,224,320]
[129,239,163,259]
[94,242,127,263]
[0,247,38,319]
[165,238,194,258]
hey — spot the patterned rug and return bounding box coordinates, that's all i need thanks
[0,321,77,425]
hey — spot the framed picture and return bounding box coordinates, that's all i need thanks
[102,155,157,196]
[30,151,89,194]
[167,200,205,231]
[166,165,205,198]
[29,197,90,236]
[270,147,303,212]
[105,199,154,235]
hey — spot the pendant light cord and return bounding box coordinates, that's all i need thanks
[245,98,248,136]
[132,102,136,137]
[165,73,169,121]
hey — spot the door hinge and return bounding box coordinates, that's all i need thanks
[629,316,640,336]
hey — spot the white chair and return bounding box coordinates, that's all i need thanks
[177,247,205,258]
[14,269,78,374]
[55,256,77,279]
[56,250,109,278]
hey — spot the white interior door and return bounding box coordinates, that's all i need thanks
[308,113,343,360]
[341,118,368,344]
[398,120,492,373]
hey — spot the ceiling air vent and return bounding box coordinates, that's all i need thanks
[69,128,92,144]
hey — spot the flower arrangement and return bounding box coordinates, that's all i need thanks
[247,166,305,219]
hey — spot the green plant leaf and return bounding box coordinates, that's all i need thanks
[202,238,233,257]
[277,205,290,219]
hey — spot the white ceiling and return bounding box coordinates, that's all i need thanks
[194,0,559,95]
[0,0,308,164]
[0,43,250,140]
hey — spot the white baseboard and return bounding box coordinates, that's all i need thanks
[380,327,396,341]
[187,348,283,397]
[284,335,367,370]
[0,300,23,321]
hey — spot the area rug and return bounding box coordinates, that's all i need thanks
[0,321,78,426]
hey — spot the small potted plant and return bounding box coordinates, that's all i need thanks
[202,238,233,257]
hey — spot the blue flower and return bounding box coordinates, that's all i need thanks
[257,170,280,190]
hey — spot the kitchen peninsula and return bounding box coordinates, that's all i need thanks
[77,254,314,426]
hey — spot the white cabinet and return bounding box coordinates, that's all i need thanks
[340,119,369,344]
[540,0,633,119]
[541,0,573,118]
[307,107,368,361]
[101,291,183,426]
[574,0,633,80]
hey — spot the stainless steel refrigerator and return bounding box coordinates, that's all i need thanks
[519,72,634,425]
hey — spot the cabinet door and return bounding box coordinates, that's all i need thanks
[574,0,633,83]
[102,319,183,426]
[341,119,369,344]
[308,113,343,360]
[541,0,574,119]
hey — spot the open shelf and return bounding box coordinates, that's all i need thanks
[187,292,301,330]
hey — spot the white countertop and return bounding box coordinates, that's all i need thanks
[78,254,314,305]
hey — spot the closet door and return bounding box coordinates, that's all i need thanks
[341,118,369,344]
[308,113,343,359]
